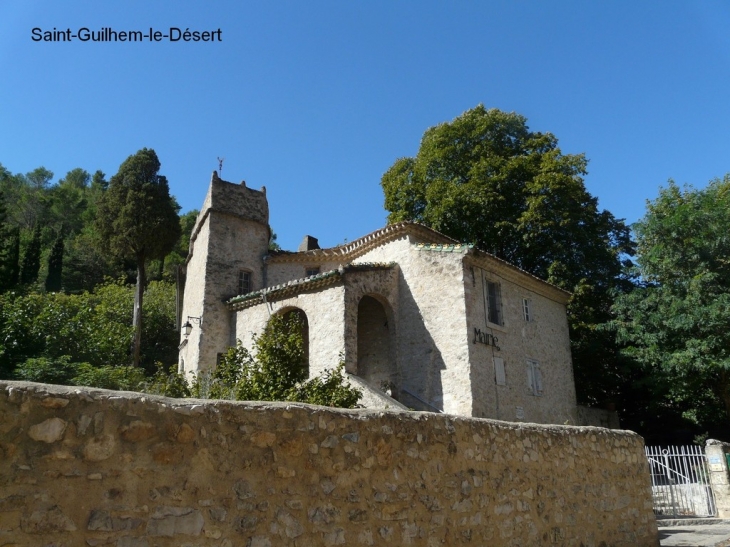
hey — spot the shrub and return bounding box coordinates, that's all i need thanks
[14,355,82,385]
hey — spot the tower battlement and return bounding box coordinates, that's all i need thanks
[195,171,268,230]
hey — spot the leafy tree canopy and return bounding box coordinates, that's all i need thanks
[611,176,730,429]
[96,149,181,264]
[381,106,635,409]
[382,105,633,288]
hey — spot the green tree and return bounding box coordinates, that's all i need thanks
[0,192,19,292]
[5,228,20,290]
[19,225,41,285]
[611,177,730,429]
[197,313,360,408]
[49,169,90,235]
[151,209,198,281]
[16,168,52,230]
[381,106,634,408]
[0,279,179,377]
[62,229,119,293]
[25,167,54,190]
[95,149,181,367]
[45,235,64,292]
[90,170,108,192]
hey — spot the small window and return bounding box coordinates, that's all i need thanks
[238,270,251,294]
[305,266,320,277]
[527,360,543,396]
[523,298,531,322]
[494,357,506,386]
[484,279,502,325]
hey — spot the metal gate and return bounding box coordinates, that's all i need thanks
[645,445,717,517]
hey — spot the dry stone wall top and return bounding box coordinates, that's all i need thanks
[0,381,658,546]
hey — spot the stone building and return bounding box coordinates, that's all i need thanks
[178,172,585,425]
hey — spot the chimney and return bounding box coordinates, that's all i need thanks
[298,235,320,252]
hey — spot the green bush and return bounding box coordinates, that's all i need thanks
[288,364,362,408]
[144,362,191,399]
[14,355,82,385]
[192,313,361,408]
[0,279,178,377]
[14,355,146,392]
[72,364,147,391]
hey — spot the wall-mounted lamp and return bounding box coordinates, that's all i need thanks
[182,316,202,337]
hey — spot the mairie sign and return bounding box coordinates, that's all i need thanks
[473,328,500,350]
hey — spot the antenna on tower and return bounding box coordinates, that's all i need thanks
[217,157,225,177]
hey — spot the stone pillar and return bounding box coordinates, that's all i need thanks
[706,439,730,518]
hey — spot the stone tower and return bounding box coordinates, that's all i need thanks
[178,171,270,374]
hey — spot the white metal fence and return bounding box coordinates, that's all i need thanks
[645,445,717,518]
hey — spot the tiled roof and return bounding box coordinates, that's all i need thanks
[415,243,474,253]
[265,221,570,302]
[227,262,395,311]
[267,222,456,263]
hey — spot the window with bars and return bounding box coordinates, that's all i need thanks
[238,270,251,295]
[484,277,503,326]
[305,266,320,277]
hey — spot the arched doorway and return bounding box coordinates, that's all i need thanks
[356,295,394,392]
[267,307,310,379]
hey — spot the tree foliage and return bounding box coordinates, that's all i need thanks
[0,280,178,378]
[14,355,146,392]
[19,225,41,285]
[611,177,730,430]
[45,235,64,292]
[381,106,634,408]
[0,192,20,292]
[0,158,193,393]
[96,149,181,366]
[179,313,361,408]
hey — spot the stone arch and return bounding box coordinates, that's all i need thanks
[269,307,310,377]
[356,294,396,393]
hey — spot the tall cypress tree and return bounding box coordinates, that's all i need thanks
[7,228,20,288]
[20,225,42,285]
[96,149,181,367]
[45,235,64,292]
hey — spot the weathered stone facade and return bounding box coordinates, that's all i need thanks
[179,173,591,425]
[179,173,270,373]
[0,381,659,546]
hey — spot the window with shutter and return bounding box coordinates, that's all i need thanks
[527,359,543,396]
[494,357,506,386]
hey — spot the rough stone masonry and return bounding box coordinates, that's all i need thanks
[0,381,659,546]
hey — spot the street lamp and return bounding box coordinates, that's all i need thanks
[182,316,201,337]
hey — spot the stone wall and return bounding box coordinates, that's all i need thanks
[0,381,658,546]
[706,439,730,518]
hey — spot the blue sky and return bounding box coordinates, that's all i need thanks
[1,1,729,251]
